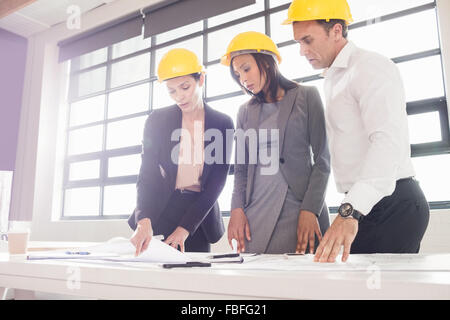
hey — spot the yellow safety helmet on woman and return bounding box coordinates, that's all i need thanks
[221,31,282,66]
[157,48,204,82]
[282,0,353,25]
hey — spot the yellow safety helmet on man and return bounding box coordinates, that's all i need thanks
[282,0,353,25]
[157,48,204,82]
[221,31,282,66]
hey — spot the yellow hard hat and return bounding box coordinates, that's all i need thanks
[282,0,353,25]
[221,31,282,66]
[157,48,204,82]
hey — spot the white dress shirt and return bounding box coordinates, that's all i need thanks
[323,41,415,215]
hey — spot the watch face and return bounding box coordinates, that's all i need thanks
[339,203,353,217]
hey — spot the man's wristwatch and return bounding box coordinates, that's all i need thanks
[338,203,364,222]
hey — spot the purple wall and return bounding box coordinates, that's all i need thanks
[0,28,27,171]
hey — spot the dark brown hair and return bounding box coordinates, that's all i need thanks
[229,53,297,103]
[190,72,202,81]
[316,19,348,38]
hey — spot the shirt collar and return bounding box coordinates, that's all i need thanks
[321,41,356,78]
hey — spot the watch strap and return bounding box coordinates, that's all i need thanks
[351,210,364,222]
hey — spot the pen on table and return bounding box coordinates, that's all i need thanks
[162,262,211,269]
[208,253,240,259]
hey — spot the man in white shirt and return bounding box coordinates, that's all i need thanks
[284,0,430,262]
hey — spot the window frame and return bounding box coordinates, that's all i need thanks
[62,0,449,220]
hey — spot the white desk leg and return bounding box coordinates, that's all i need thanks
[14,289,35,300]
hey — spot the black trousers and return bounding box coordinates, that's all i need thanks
[153,190,211,253]
[351,178,430,254]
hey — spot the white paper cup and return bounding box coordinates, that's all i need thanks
[7,230,30,255]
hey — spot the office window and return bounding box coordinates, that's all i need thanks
[218,175,235,212]
[67,125,103,156]
[208,0,265,28]
[103,184,136,216]
[107,83,149,119]
[412,154,450,203]
[278,44,316,80]
[208,18,265,62]
[156,21,203,45]
[206,64,242,98]
[69,95,105,127]
[108,154,141,178]
[62,0,448,219]
[208,95,249,128]
[349,9,439,59]
[76,47,108,69]
[110,53,150,88]
[75,67,107,97]
[64,187,100,217]
[69,160,100,181]
[106,116,146,150]
[348,0,432,22]
[409,112,442,144]
[398,55,445,102]
[270,9,296,44]
[112,35,151,59]
[270,0,291,7]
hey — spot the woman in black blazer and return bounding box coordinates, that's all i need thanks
[128,49,234,254]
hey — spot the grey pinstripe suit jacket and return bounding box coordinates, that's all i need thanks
[231,84,331,221]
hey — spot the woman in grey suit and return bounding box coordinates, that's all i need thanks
[222,31,330,254]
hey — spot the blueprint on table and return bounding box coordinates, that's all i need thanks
[207,253,450,272]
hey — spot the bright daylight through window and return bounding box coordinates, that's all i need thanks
[62,0,449,219]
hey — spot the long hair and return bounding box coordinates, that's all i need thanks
[229,53,297,103]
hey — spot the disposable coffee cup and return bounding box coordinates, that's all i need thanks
[7,230,30,255]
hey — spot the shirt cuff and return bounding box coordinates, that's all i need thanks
[231,194,246,211]
[343,182,386,215]
[299,203,321,218]
[179,220,195,236]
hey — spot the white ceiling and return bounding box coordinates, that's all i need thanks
[0,0,119,38]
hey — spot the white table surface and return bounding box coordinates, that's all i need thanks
[1,242,450,300]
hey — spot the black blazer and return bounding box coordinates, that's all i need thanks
[128,102,234,244]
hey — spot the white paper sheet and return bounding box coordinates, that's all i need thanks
[207,253,450,272]
[28,237,191,264]
[100,237,191,263]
